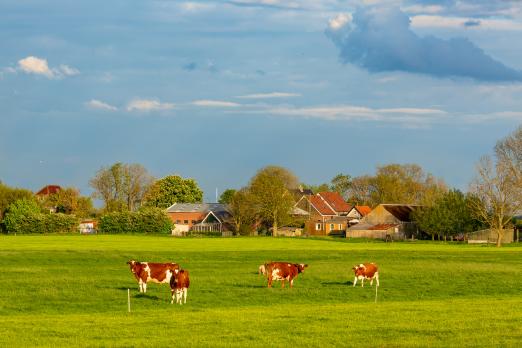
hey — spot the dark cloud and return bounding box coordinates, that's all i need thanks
[183,62,197,71]
[463,20,481,27]
[326,7,522,82]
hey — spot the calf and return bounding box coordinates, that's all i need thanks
[127,260,179,293]
[352,263,379,287]
[170,269,190,305]
[266,262,308,288]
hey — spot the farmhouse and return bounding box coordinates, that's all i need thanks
[346,205,372,225]
[295,192,351,236]
[346,204,420,240]
[166,203,231,236]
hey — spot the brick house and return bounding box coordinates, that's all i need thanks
[166,203,231,236]
[295,192,351,236]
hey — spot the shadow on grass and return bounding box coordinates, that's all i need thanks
[232,284,266,289]
[134,293,163,301]
[321,280,352,286]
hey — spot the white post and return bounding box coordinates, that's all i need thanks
[128,288,131,313]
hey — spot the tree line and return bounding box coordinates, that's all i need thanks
[1,126,522,245]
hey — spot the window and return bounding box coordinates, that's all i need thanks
[184,220,188,224]
[339,224,343,230]
[176,220,180,224]
[330,224,335,230]
[315,223,322,230]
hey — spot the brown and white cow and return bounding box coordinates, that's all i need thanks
[352,263,379,287]
[258,263,269,277]
[127,260,179,293]
[170,269,190,305]
[266,262,308,288]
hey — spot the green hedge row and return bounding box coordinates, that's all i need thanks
[5,213,79,234]
[98,208,172,234]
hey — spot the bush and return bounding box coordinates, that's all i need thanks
[98,208,172,234]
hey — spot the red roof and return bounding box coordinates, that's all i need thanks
[318,192,351,213]
[310,195,336,215]
[35,185,62,196]
[356,205,372,216]
[368,224,398,231]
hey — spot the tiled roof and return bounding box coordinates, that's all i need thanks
[318,192,351,213]
[356,205,372,216]
[368,223,399,231]
[35,185,61,196]
[310,195,336,215]
[166,203,227,213]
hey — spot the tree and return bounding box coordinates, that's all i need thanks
[469,155,520,247]
[219,189,236,204]
[41,187,94,218]
[143,175,203,208]
[346,175,374,206]
[0,183,33,221]
[3,198,41,234]
[413,189,481,241]
[330,173,352,199]
[89,163,154,212]
[227,188,257,235]
[248,166,298,236]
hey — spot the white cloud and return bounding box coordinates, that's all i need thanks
[402,5,444,14]
[179,2,215,12]
[57,64,80,76]
[18,56,54,78]
[126,98,175,112]
[258,104,447,125]
[236,92,301,99]
[192,100,240,107]
[86,99,118,111]
[328,13,351,31]
[17,56,80,79]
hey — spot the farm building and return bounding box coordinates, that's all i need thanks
[346,204,420,240]
[294,192,351,236]
[78,219,97,234]
[346,205,372,225]
[166,203,232,236]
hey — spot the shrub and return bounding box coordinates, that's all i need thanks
[98,208,172,234]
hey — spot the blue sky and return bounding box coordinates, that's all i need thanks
[1,0,522,202]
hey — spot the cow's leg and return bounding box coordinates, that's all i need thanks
[353,277,357,287]
[170,290,175,304]
[183,288,187,304]
[281,280,285,288]
[290,279,294,288]
[177,289,182,305]
[361,278,364,287]
[143,282,147,293]
[370,277,374,286]
[268,277,272,288]
[375,272,380,287]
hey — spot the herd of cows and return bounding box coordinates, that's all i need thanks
[127,260,380,305]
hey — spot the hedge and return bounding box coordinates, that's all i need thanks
[98,208,172,234]
[4,213,79,234]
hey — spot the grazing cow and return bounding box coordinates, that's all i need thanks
[258,263,270,277]
[127,260,179,293]
[352,263,379,287]
[266,262,308,288]
[170,269,190,305]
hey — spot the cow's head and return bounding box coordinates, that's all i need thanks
[127,260,140,273]
[297,263,308,273]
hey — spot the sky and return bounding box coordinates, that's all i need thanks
[1,0,522,202]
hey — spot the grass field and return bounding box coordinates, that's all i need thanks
[0,235,521,347]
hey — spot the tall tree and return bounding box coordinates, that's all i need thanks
[469,155,520,247]
[89,162,153,212]
[143,175,203,208]
[227,188,257,235]
[330,173,352,199]
[248,165,298,236]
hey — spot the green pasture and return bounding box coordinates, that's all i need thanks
[0,235,521,347]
